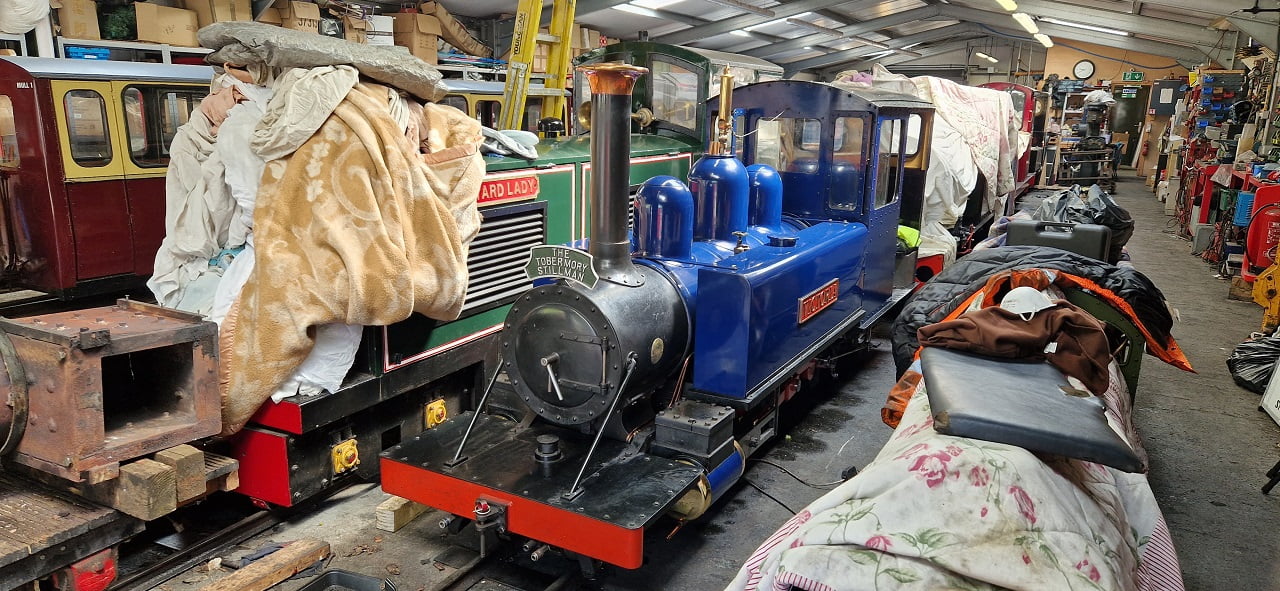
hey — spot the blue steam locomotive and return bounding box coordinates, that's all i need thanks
[381,64,935,570]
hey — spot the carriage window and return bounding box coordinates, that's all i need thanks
[122,86,204,167]
[652,57,698,131]
[65,90,112,167]
[0,96,16,167]
[753,117,821,173]
[122,89,146,155]
[874,119,905,209]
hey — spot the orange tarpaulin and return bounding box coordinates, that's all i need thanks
[882,268,1193,428]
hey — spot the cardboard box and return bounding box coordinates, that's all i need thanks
[533,33,548,73]
[366,15,393,45]
[135,4,200,47]
[272,0,320,34]
[342,15,366,44]
[55,0,101,40]
[417,1,489,57]
[1229,277,1253,301]
[183,0,251,28]
[392,13,441,64]
[257,7,281,25]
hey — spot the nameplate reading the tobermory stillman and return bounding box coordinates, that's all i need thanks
[479,175,540,204]
[798,278,840,324]
[524,245,598,289]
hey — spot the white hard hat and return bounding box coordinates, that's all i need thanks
[999,286,1057,321]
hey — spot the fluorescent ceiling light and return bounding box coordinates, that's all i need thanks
[1039,16,1130,36]
[631,0,683,8]
[894,48,924,57]
[852,36,892,50]
[729,29,753,36]
[612,4,655,15]
[1033,33,1053,47]
[1011,12,1038,34]
[745,17,787,31]
[786,18,845,37]
[703,0,775,18]
[994,0,1017,10]
[974,51,999,63]
[865,49,895,59]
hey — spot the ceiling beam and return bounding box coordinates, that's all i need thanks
[570,1,801,49]
[783,23,982,75]
[742,6,941,58]
[1227,15,1280,52]
[653,0,877,45]
[1129,0,1253,15]
[821,38,977,76]
[940,4,1212,66]
[574,0,637,17]
[1002,0,1224,48]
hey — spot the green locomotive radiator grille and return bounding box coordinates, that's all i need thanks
[463,207,547,313]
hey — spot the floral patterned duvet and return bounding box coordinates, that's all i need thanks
[725,362,1183,591]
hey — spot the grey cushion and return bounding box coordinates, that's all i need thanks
[920,346,1143,472]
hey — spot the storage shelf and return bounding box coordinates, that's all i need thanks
[57,37,211,64]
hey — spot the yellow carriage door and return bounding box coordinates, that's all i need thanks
[51,80,135,279]
[110,81,205,275]
[52,80,125,180]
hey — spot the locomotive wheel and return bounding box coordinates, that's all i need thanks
[0,327,26,456]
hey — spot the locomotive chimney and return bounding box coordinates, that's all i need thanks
[577,62,648,287]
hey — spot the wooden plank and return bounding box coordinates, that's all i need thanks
[109,459,176,520]
[196,539,329,591]
[155,445,205,503]
[375,496,429,533]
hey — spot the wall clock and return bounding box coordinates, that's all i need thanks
[1073,59,1096,80]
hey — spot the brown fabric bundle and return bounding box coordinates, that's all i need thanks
[218,82,483,435]
[917,301,1113,396]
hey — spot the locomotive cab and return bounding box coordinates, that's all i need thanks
[721,80,934,316]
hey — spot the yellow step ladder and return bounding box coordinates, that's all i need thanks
[498,0,576,132]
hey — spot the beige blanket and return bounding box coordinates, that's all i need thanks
[220,82,483,434]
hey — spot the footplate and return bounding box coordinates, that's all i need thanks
[380,412,702,569]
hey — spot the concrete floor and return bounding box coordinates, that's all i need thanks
[1116,175,1280,589]
[163,175,1280,591]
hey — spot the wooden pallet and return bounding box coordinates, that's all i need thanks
[0,473,143,589]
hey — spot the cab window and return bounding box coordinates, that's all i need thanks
[439,94,468,114]
[122,86,205,167]
[651,56,699,131]
[64,90,112,167]
[477,100,501,128]
[829,116,867,211]
[524,102,541,132]
[0,96,16,167]
[753,117,821,173]
[874,119,905,209]
[905,114,922,157]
